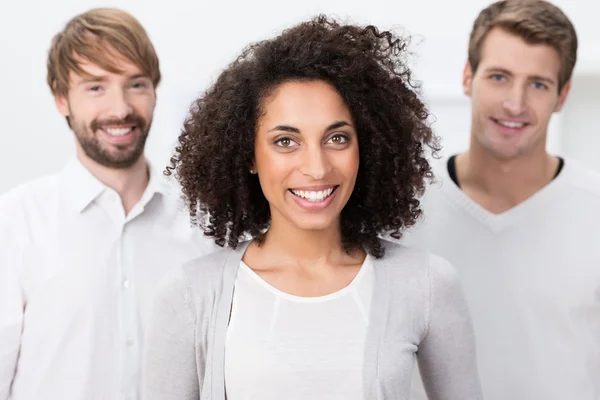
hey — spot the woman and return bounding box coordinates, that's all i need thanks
[143,16,482,400]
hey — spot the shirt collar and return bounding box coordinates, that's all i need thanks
[139,161,170,206]
[61,158,106,213]
[61,157,169,214]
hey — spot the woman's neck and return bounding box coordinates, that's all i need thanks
[254,214,363,268]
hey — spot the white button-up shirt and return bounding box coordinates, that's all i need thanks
[0,158,216,400]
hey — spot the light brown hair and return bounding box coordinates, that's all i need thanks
[468,0,577,91]
[47,8,161,96]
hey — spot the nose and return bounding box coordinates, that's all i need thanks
[299,145,332,180]
[503,84,527,116]
[106,88,133,120]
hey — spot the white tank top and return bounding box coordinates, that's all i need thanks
[224,257,374,399]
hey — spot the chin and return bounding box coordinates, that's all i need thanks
[490,141,536,159]
[486,149,520,161]
[290,216,338,232]
[480,138,527,160]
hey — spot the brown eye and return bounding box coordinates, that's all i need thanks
[327,134,348,145]
[275,136,298,148]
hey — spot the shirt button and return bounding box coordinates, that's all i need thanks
[126,337,134,347]
[123,280,130,289]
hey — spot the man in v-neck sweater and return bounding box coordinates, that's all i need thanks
[404,2,600,400]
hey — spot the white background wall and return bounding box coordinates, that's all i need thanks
[1,0,599,194]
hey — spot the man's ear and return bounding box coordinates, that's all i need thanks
[463,61,474,97]
[554,80,572,113]
[54,81,70,117]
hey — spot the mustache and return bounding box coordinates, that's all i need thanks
[90,114,146,132]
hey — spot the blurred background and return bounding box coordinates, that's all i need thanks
[1,0,598,194]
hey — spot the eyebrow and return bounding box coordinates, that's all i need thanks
[77,76,106,85]
[76,73,150,86]
[485,67,556,85]
[129,74,151,81]
[268,120,352,134]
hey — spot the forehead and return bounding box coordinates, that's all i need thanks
[478,27,561,80]
[262,80,351,120]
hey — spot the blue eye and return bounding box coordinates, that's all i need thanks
[532,81,548,90]
[490,74,505,82]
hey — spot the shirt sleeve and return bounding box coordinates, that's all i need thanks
[0,192,26,399]
[416,255,483,400]
[141,267,200,400]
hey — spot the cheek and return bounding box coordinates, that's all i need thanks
[472,86,494,111]
[68,102,95,125]
[257,167,292,208]
[133,97,156,118]
[332,147,360,179]
[255,147,295,196]
[532,98,558,122]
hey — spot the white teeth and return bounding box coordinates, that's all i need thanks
[290,187,335,202]
[104,127,133,136]
[497,120,525,128]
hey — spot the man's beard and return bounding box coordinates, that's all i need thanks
[72,113,151,169]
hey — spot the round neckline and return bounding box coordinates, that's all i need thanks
[238,256,372,303]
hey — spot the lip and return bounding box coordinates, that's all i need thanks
[490,117,529,134]
[98,126,138,144]
[289,184,337,191]
[287,185,339,211]
[102,124,136,129]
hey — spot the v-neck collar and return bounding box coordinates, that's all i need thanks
[437,156,569,233]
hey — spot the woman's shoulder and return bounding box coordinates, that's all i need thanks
[153,244,244,315]
[181,245,234,281]
[376,239,459,284]
[375,240,464,330]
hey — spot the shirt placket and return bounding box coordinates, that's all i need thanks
[104,189,141,400]
[119,219,139,400]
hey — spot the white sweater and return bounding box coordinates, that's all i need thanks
[403,157,600,400]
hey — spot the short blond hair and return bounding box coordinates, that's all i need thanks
[468,0,577,91]
[47,8,161,96]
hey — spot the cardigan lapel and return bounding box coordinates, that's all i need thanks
[211,241,251,400]
[363,255,391,399]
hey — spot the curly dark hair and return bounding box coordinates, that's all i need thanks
[166,15,440,258]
